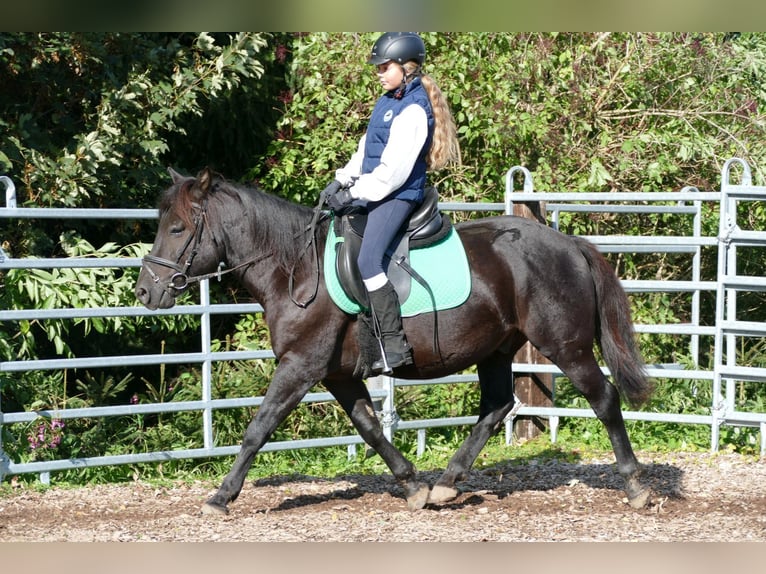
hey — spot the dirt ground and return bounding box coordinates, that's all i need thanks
[1,451,765,542]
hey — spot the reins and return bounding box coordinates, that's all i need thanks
[141,193,329,306]
[142,252,272,294]
[288,197,330,308]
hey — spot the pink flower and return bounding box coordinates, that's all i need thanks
[275,44,289,64]
[277,90,293,105]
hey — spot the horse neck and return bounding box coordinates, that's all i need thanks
[213,186,323,291]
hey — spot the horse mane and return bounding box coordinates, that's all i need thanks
[229,180,320,274]
[159,173,320,275]
[158,177,198,229]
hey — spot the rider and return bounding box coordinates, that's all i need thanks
[323,32,461,373]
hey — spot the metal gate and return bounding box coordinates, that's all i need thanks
[711,158,766,446]
[1,158,765,484]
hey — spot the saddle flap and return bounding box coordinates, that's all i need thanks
[334,217,412,308]
[334,220,370,307]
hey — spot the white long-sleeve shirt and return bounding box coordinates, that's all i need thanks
[335,103,429,203]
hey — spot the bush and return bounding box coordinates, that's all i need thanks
[4,33,766,482]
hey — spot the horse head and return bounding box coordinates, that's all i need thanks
[135,167,224,310]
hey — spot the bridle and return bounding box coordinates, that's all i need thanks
[141,194,329,306]
[141,198,266,297]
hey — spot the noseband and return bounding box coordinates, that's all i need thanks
[141,199,212,296]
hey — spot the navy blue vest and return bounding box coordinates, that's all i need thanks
[361,78,434,203]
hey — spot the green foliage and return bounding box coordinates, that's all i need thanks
[3,33,766,484]
[246,32,377,203]
[0,234,197,362]
[396,382,479,423]
[1,32,267,210]
[256,33,766,205]
[0,32,273,267]
[0,232,203,464]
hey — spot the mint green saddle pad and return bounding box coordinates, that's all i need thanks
[324,224,472,317]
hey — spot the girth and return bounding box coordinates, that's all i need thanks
[333,186,452,308]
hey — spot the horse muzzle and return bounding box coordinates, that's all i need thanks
[135,256,190,309]
[135,280,178,310]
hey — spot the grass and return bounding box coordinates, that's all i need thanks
[2,411,762,494]
[0,428,615,495]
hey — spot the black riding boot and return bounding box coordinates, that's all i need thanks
[368,281,413,373]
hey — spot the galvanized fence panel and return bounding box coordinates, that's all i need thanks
[1,158,765,484]
[711,158,766,449]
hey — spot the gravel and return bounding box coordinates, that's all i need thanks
[1,451,764,542]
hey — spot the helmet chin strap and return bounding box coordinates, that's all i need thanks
[394,65,422,99]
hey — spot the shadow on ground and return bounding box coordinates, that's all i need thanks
[249,450,683,513]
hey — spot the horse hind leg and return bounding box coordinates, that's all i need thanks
[560,354,651,508]
[429,351,516,505]
[323,378,430,510]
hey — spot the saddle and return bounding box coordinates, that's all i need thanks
[333,186,452,308]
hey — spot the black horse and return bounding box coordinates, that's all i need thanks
[135,168,654,515]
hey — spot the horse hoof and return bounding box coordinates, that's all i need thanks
[627,488,652,509]
[405,484,431,510]
[623,474,651,509]
[200,501,229,516]
[428,485,459,505]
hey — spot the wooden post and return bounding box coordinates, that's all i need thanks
[512,336,554,441]
[509,178,554,442]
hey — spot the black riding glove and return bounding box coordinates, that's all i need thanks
[326,187,356,214]
[320,180,342,203]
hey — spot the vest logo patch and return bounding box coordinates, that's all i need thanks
[383,110,394,122]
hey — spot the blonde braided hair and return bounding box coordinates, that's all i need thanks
[402,61,461,171]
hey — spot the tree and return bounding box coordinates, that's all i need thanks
[0,32,278,413]
[0,32,274,256]
[257,32,766,203]
[3,33,766,464]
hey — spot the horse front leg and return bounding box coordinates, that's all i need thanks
[430,352,517,505]
[202,363,315,516]
[323,378,430,510]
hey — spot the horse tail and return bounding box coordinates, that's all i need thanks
[573,236,655,408]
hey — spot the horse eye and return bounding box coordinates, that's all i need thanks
[169,224,185,235]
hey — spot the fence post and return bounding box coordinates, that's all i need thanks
[0,410,7,483]
[200,279,214,450]
[0,176,13,479]
[505,167,554,442]
[1,176,15,262]
[367,375,396,443]
[1,176,16,209]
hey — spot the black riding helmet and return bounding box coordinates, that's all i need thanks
[368,32,426,66]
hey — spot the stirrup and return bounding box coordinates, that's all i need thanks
[372,346,413,374]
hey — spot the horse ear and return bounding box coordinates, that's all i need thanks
[191,167,213,200]
[168,167,185,184]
